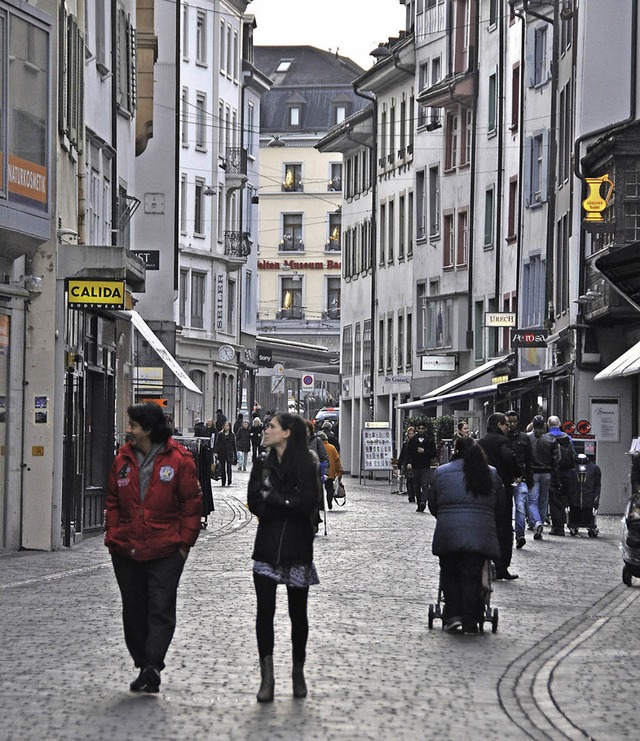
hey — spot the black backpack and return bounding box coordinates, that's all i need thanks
[553,436,576,472]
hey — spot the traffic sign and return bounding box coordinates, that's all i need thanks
[561,420,576,434]
[271,375,286,394]
[273,363,285,376]
[302,373,315,390]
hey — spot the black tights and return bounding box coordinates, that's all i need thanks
[253,572,309,662]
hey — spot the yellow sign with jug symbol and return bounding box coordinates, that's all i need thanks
[582,174,614,222]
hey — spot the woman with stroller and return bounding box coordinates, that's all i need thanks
[247,413,322,702]
[213,421,237,486]
[428,436,502,635]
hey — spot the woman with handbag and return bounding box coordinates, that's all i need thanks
[213,421,237,486]
[428,436,502,635]
[247,413,322,702]
[319,431,343,509]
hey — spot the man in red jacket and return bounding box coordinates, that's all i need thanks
[105,402,202,693]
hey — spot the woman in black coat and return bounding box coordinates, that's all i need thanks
[247,413,322,703]
[428,437,502,635]
[249,417,264,463]
[213,421,237,486]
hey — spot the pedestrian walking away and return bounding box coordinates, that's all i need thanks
[428,437,502,634]
[397,426,416,502]
[247,413,323,702]
[478,412,522,580]
[405,421,437,512]
[528,415,553,539]
[319,431,343,509]
[104,402,203,694]
[545,415,578,536]
[213,421,237,486]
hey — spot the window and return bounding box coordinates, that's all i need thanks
[488,72,497,133]
[335,105,347,125]
[180,174,187,233]
[556,212,570,314]
[424,296,453,349]
[386,317,394,371]
[182,3,189,60]
[246,102,254,155]
[380,108,387,161]
[474,300,484,361]
[416,169,426,239]
[511,64,520,130]
[408,192,414,257]
[530,25,549,87]
[399,98,407,155]
[326,277,341,319]
[418,62,429,127]
[191,272,206,328]
[457,210,468,265]
[342,326,353,375]
[429,165,440,236]
[558,83,572,185]
[194,179,205,234]
[195,92,206,149]
[196,10,206,64]
[489,0,498,27]
[280,277,303,319]
[363,320,372,373]
[507,177,518,240]
[399,195,406,260]
[484,187,494,247]
[179,271,188,326]
[233,30,239,79]
[59,9,84,153]
[226,24,232,76]
[226,279,236,334]
[354,324,362,374]
[446,111,459,169]
[219,19,225,70]
[378,319,385,371]
[379,203,386,265]
[406,313,413,368]
[116,9,136,115]
[282,163,303,192]
[327,212,341,251]
[280,213,303,251]
[524,132,549,206]
[443,213,454,268]
[94,0,108,72]
[522,254,545,326]
[388,199,395,263]
[289,106,300,126]
[86,141,112,244]
[460,109,472,166]
[276,59,292,72]
[398,314,405,368]
[181,87,189,146]
[501,293,516,353]
[328,162,342,191]
[389,103,396,163]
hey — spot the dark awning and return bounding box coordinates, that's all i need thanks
[595,241,640,312]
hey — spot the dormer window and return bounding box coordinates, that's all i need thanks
[276,59,292,72]
[289,106,300,126]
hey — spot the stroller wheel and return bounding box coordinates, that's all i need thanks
[623,565,633,587]
[569,528,579,536]
[428,604,435,630]
[491,608,499,633]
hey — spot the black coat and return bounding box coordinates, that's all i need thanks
[507,429,534,488]
[478,427,521,489]
[214,430,236,462]
[405,433,437,469]
[248,450,321,565]
[235,426,251,453]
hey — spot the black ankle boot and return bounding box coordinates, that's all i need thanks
[292,660,307,698]
[257,656,274,702]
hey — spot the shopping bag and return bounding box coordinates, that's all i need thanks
[211,461,222,481]
[334,477,346,505]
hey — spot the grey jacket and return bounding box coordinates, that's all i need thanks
[428,458,501,560]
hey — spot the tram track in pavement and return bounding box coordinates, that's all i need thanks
[497,582,640,740]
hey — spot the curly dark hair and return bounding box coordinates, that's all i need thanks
[127,403,173,443]
[452,436,493,497]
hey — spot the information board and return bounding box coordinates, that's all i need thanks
[361,425,394,473]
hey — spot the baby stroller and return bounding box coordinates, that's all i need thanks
[427,560,499,633]
[621,492,640,586]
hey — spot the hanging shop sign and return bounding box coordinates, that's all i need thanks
[582,175,614,222]
[421,355,456,372]
[485,312,516,327]
[66,279,126,308]
[510,328,549,348]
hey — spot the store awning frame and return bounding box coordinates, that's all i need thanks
[127,310,202,395]
[419,354,513,400]
[398,384,498,410]
[595,340,640,381]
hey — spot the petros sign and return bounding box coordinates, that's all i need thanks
[66,280,126,308]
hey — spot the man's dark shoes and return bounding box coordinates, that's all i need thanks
[495,570,519,580]
[130,669,147,692]
[516,536,526,549]
[327,497,333,510]
[130,666,161,693]
[534,524,544,540]
[416,501,426,512]
[549,528,565,536]
[408,495,415,503]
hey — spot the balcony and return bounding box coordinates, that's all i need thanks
[224,231,251,270]
[276,307,304,320]
[222,147,248,191]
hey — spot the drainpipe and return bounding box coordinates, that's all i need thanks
[353,85,377,421]
[466,0,480,351]
[494,1,506,327]
[513,1,526,345]
[174,0,181,293]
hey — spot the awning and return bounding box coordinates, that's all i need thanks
[595,241,640,312]
[595,340,640,380]
[127,310,202,395]
[398,384,498,410]
[419,354,512,399]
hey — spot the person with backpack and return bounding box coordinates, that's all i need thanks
[544,415,577,536]
[527,415,554,539]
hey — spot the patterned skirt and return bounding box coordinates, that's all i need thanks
[253,560,320,587]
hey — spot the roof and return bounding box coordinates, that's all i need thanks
[254,46,363,85]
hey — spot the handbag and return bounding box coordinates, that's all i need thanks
[333,477,346,506]
[211,461,221,481]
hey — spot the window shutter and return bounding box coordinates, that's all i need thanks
[525,28,535,87]
[541,129,550,201]
[523,137,532,207]
[128,16,137,113]
[116,10,124,109]
[58,4,68,137]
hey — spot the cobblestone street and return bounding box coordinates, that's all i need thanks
[1,471,638,741]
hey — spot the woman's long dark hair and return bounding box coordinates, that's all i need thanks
[274,413,313,474]
[452,436,493,497]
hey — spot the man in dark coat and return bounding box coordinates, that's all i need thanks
[506,410,534,550]
[478,412,522,580]
[215,409,227,432]
[405,421,437,513]
[545,415,577,535]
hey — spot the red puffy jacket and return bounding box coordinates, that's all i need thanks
[105,439,202,561]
